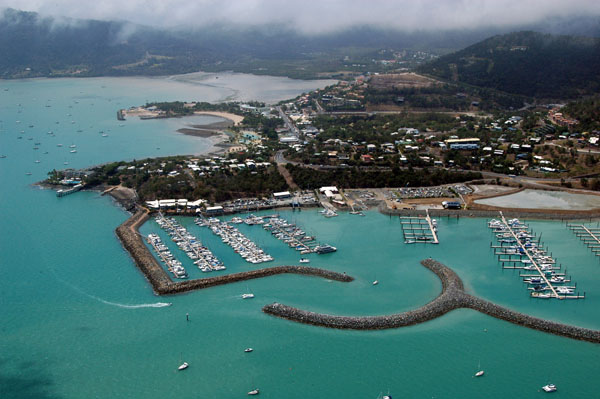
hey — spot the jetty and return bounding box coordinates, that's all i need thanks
[263,217,319,254]
[568,223,600,257]
[489,212,584,300]
[56,183,83,197]
[263,258,600,344]
[155,214,225,272]
[400,209,438,244]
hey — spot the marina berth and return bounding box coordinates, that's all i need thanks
[155,214,225,272]
[488,212,584,300]
[261,216,326,255]
[195,216,273,264]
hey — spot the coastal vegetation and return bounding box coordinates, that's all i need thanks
[285,164,481,189]
[144,101,245,117]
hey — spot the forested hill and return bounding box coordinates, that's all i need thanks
[419,31,600,99]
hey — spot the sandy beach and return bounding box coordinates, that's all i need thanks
[193,111,244,125]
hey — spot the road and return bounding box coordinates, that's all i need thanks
[276,106,300,137]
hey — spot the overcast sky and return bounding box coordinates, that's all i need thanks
[2,0,600,33]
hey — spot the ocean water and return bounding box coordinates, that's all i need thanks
[1,76,600,399]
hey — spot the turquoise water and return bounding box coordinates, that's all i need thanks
[1,77,599,398]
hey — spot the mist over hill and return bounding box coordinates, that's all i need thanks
[419,31,600,99]
[1,8,600,83]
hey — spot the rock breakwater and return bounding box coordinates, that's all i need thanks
[263,259,600,344]
[116,210,352,295]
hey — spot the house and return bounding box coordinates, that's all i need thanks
[445,138,480,150]
[361,154,373,163]
[273,191,292,199]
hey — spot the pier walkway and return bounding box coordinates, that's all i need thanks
[568,223,600,257]
[497,212,560,299]
[400,209,438,244]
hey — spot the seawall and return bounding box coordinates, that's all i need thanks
[115,210,352,295]
[378,204,600,221]
[263,259,600,344]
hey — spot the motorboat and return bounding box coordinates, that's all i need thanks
[178,362,189,371]
[372,280,379,285]
[475,370,484,377]
[242,293,255,299]
[299,258,310,264]
[244,348,253,353]
[542,384,557,392]
[248,389,259,395]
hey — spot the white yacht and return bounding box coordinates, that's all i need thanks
[242,293,255,299]
[475,370,484,377]
[299,258,310,264]
[248,389,259,395]
[244,348,253,353]
[542,384,557,392]
[177,362,189,371]
[372,280,379,285]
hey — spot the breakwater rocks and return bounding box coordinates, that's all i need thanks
[116,210,352,295]
[263,259,600,344]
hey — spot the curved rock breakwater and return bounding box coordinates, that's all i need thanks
[116,210,353,295]
[263,259,600,344]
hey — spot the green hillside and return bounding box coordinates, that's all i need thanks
[419,31,600,99]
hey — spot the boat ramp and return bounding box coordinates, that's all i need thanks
[488,212,584,300]
[400,209,439,244]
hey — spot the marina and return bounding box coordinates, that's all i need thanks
[262,216,323,254]
[155,214,225,272]
[195,216,273,264]
[567,223,600,257]
[400,209,439,244]
[488,212,584,300]
[146,233,188,279]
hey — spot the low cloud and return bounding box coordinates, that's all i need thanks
[1,0,600,34]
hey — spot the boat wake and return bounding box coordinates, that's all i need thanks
[49,268,172,309]
[97,299,172,309]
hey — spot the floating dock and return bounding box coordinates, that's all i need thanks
[489,212,584,300]
[400,209,439,244]
[567,223,600,257]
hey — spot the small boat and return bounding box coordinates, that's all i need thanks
[248,389,259,395]
[372,280,379,285]
[475,370,484,377]
[242,293,254,299]
[25,172,32,176]
[70,150,77,153]
[244,348,253,353]
[299,258,310,264]
[542,384,557,392]
[34,160,40,163]
[178,362,188,371]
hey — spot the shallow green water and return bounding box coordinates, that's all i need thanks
[1,76,599,398]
